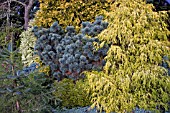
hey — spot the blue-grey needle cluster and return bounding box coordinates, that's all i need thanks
[160,56,170,76]
[16,63,38,76]
[32,16,109,81]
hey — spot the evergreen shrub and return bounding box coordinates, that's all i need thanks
[0,46,56,113]
[53,78,91,108]
[32,16,109,81]
[19,27,37,66]
[19,21,50,74]
[33,0,112,31]
[84,0,170,112]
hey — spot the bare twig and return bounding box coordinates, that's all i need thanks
[24,0,33,29]
[0,0,34,29]
[0,0,26,7]
[11,0,26,7]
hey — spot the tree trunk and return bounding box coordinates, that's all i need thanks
[24,6,29,29]
[24,0,33,30]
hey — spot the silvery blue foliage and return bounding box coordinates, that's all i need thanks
[132,107,152,113]
[81,16,108,37]
[32,16,109,81]
[160,56,170,76]
[53,106,170,113]
[17,63,38,76]
[52,106,106,113]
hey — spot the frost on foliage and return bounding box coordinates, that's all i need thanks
[19,27,37,66]
[32,16,109,81]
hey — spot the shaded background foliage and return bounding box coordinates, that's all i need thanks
[146,0,170,11]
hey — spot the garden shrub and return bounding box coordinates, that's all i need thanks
[84,0,170,112]
[19,21,50,74]
[53,78,91,108]
[34,56,51,76]
[0,27,22,49]
[33,0,112,31]
[19,27,37,66]
[32,16,109,81]
[0,32,7,47]
[0,71,56,113]
[0,46,56,113]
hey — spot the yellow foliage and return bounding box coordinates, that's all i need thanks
[99,0,170,44]
[53,78,91,108]
[33,0,113,31]
[85,65,170,113]
[84,0,170,112]
[34,56,50,76]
